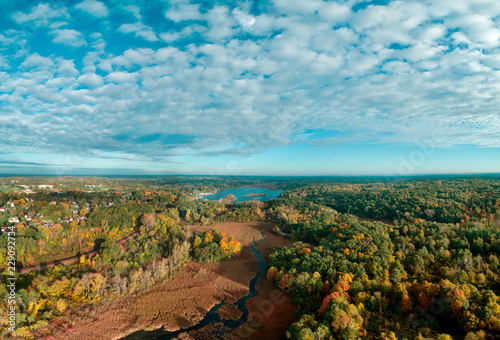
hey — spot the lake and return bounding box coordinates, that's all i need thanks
[200,187,283,203]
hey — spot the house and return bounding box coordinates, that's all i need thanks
[0,208,5,213]
[76,216,86,222]
[8,217,20,223]
[49,201,57,205]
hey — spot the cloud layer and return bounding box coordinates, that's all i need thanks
[1,0,500,172]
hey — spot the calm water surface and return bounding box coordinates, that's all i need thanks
[201,187,283,203]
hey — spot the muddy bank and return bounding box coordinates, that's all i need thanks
[123,234,266,339]
[60,222,296,340]
[168,222,296,340]
[230,225,297,340]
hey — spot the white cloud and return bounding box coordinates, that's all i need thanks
[447,14,500,48]
[318,2,352,23]
[51,29,87,47]
[0,56,9,70]
[159,32,181,43]
[204,6,237,41]
[271,0,323,14]
[76,72,103,88]
[122,5,141,20]
[106,71,138,83]
[75,0,108,18]
[232,9,255,28]
[12,3,69,27]
[19,53,54,69]
[165,4,201,22]
[57,60,79,77]
[118,22,158,42]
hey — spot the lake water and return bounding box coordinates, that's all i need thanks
[201,187,283,203]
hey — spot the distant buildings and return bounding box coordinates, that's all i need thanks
[8,217,20,223]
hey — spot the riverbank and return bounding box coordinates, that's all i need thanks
[169,221,297,340]
[228,224,297,340]
[60,221,295,340]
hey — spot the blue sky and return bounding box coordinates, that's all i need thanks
[1,0,499,176]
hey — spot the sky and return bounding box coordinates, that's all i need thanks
[1,0,499,176]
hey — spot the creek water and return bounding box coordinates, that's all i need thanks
[122,228,268,340]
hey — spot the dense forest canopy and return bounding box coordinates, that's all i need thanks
[264,178,500,340]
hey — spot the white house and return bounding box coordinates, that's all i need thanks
[8,217,19,223]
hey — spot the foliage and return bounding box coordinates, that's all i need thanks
[268,210,500,339]
[191,229,241,262]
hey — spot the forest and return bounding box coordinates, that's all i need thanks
[0,175,499,339]
[265,178,500,340]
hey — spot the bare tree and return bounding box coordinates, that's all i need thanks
[141,213,156,230]
[80,273,93,294]
[424,209,435,220]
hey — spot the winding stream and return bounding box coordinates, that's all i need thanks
[122,229,267,340]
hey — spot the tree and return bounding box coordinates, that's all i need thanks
[55,299,67,315]
[80,273,93,294]
[91,273,107,296]
[141,213,156,230]
[400,294,413,313]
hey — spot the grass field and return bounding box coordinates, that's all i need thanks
[0,186,15,193]
[0,214,10,225]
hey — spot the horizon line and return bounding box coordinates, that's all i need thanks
[1,172,500,178]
